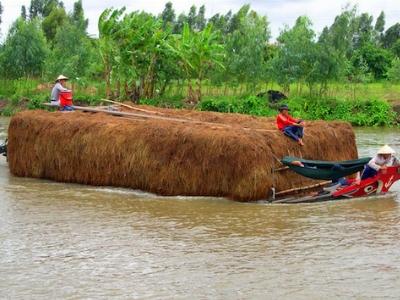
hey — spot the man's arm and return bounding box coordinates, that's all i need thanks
[367,157,381,171]
[56,83,70,92]
[288,115,304,127]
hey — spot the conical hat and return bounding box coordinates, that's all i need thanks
[55,75,69,82]
[377,145,396,154]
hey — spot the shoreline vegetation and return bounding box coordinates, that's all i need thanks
[0,2,400,126]
[0,79,399,127]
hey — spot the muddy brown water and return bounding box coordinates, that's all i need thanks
[0,117,399,299]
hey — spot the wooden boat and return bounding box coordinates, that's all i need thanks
[275,164,400,203]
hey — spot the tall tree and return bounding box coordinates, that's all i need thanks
[29,0,44,19]
[43,0,59,17]
[224,6,270,87]
[382,23,400,49]
[29,0,60,19]
[42,5,67,42]
[161,2,175,30]
[46,21,93,78]
[21,5,27,20]
[271,16,317,92]
[195,5,206,31]
[354,13,374,48]
[187,5,196,29]
[70,0,88,32]
[0,18,49,78]
[208,11,232,35]
[323,7,358,59]
[0,1,3,25]
[375,11,385,34]
[227,5,250,33]
[374,11,385,44]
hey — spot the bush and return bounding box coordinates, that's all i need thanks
[286,96,396,126]
[1,104,17,116]
[199,95,395,126]
[140,96,184,108]
[199,96,276,116]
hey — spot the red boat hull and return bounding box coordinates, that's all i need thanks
[332,166,400,198]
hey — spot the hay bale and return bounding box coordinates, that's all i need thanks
[7,109,358,201]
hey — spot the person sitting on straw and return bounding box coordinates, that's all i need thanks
[276,104,305,146]
[50,75,74,111]
[360,145,400,181]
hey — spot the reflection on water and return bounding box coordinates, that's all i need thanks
[0,119,400,299]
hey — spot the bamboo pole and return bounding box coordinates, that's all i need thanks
[100,98,166,115]
[42,103,278,133]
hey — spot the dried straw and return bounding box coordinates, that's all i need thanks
[7,108,358,201]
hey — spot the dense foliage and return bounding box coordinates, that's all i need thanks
[0,1,399,126]
[199,96,396,126]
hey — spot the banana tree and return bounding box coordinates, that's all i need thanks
[170,23,225,104]
[117,12,170,101]
[99,8,171,101]
[98,8,125,98]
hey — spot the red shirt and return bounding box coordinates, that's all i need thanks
[276,113,298,131]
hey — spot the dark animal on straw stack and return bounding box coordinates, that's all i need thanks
[7,108,358,201]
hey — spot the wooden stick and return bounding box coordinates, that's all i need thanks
[42,103,278,133]
[72,105,237,129]
[100,98,166,115]
[275,180,331,196]
[274,166,289,171]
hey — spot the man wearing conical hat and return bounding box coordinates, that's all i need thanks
[50,75,71,106]
[361,145,400,180]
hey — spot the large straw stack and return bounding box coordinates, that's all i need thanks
[7,108,358,201]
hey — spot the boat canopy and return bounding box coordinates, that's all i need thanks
[281,156,371,180]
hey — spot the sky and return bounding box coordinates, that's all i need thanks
[0,0,399,40]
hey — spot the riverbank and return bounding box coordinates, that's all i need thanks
[1,80,399,126]
[1,95,398,127]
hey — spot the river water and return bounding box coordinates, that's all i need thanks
[0,117,399,299]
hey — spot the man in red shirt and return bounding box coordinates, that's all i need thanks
[276,104,305,146]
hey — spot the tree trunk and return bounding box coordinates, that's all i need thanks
[105,64,111,98]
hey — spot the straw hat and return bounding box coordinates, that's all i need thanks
[55,75,69,82]
[377,145,396,155]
